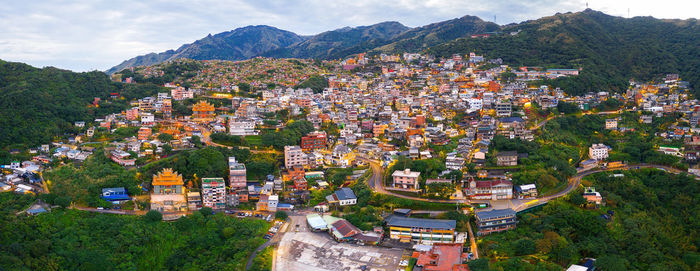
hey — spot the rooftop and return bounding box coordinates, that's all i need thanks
[475,208,516,221]
[385,215,456,230]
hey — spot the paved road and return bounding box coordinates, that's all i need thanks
[365,158,691,212]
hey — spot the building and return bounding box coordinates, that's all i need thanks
[605,118,618,129]
[326,187,357,206]
[583,187,603,207]
[329,219,362,242]
[150,168,187,212]
[467,179,513,200]
[201,178,226,210]
[475,208,517,236]
[385,215,456,244]
[140,113,155,126]
[588,144,610,160]
[187,191,202,210]
[138,127,152,140]
[110,150,135,166]
[229,119,258,136]
[515,184,537,198]
[101,187,130,204]
[284,145,307,169]
[287,165,307,190]
[445,155,465,171]
[495,101,512,117]
[496,151,518,166]
[301,131,327,152]
[415,243,470,271]
[192,101,215,121]
[392,169,421,190]
[228,157,247,190]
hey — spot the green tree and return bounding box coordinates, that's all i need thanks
[144,210,163,222]
[275,210,288,220]
[157,133,174,142]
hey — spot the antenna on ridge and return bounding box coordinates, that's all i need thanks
[586,2,588,8]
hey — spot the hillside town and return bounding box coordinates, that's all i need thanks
[3,51,697,271]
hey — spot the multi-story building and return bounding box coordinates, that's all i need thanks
[138,127,152,141]
[301,131,327,152]
[392,169,421,190]
[284,145,307,169]
[386,215,456,244]
[229,119,258,136]
[125,107,139,120]
[187,191,202,210]
[515,184,538,198]
[589,144,610,160]
[171,87,194,100]
[496,151,518,166]
[467,179,513,200]
[151,168,187,212]
[201,178,226,210]
[605,118,618,129]
[286,165,307,190]
[445,155,465,170]
[140,113,155,126]
[475,208,517,236]
[228,157,247,190]
[495,101,512,117]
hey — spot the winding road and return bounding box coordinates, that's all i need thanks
[364,159,691,212]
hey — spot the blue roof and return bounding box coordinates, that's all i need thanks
[499,117,525,123]
[475,208,516,221]
[27,208,47,215]
[385,215,456,230]
[278,203,293,208]
[335,187,357,201]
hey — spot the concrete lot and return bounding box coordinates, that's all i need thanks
[275,231,404,271]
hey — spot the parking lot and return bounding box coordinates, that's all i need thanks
[275,231,404,271]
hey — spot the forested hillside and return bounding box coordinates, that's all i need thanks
[0,193,269,270]
[0,60,164,151]
[428,9,700,96]
[476,169,700,270]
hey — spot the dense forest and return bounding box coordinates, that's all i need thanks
[428,9,700,96]
[0,60,165,152]
[0,193,269,271]
[476,169,700,271]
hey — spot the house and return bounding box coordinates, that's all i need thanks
[496,151,518,166]
[385,215,456,244]
[578,159,599,172]
[583,187,603,207]
[329,219,362,242]
[392,169,421,190]
[229,119,258,136]
[589,144,610,160]
[326,187,357,206]
[101,187,130,204]
[415,243,470,271]
[605,118,618,129]
[640,115,653,124]
[515,184,537,198]
[475,208,517,236]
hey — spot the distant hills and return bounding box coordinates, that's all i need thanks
[429,9,700,95]
[106,16,499,74]
[108,9,699,94]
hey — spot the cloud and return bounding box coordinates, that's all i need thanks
[0,0,696,72]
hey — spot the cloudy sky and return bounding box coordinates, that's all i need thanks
[0,0,697,72]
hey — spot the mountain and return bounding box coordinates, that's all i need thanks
[106,25,304,74]
[107,18,494,73]
[0,60,162,156]
[262,21,410,59]
[372,15,500,53]
[428,9,700,95]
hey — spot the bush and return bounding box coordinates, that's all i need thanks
[275,210,288,220]
[199,207,214,217]
[144,210,163,222]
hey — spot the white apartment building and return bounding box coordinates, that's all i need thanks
[589,144,610,160]
[284,145,308,169]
